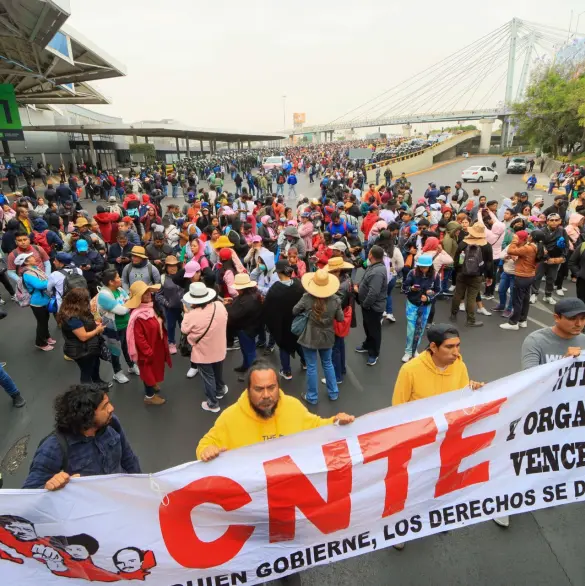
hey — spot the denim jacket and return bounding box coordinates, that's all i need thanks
[23,416,141,488]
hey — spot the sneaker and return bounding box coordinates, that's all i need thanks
[482,294,494,300]
[477,307,492,316]
[518,321,527,328]
[321,377,343,384]
[300,392,318,406]
[280,370,293,380]
[355,345,368,353]
[501,309,513,319]
[47,338,57,345]
[300,361,307,370]
[449,313,457,322]
[401,353,412,363]
[545,296,556,305]
[186,367,199,378]
[466,321,484,327]
[169,343,177,355]
[97,380,114,390]
[529,294,537,304]
[555,289,565,297]
[492,305,505,312]
[393,543,405,551]
[10,295,16,302]
[0,298,5,305]
[493,515,510,528]
[382,311,387,318]
[500,323,519,331]
[562,286,568,291]
[216,385,228,399]
[36,344,54,352]
[448,285,456,292]
[128,364,140,375]
[386,313,396,322]
[201,401,220,413]
[459,303,465,312]
[113,371,130,384]
[234,364,248,373]
[64,354,73,361]
[227,340,240,351]
[12,393,25,408]
[144,394,166,406]
[367,356,378,366]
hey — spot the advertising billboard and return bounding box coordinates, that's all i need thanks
[0,85,24,141]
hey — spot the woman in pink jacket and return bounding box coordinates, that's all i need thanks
[477,208,506,299]
[181,282,228,413]
[298,212,314,261]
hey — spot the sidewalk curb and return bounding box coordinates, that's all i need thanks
[522,173,564,196]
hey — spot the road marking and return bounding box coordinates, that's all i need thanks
[527,316,549,328]
[345,363,364,393]
[532,302,554,315]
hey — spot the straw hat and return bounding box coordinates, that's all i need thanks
[301,269,340,298]
[130,245,148,259]
[183,282,217,305]
[75,217,89,228]
[124,280,161,309]
[463,224,487,246]
[213,235,234,249]
[164,255,179,265]
[233,273,257,290]
[326,256,353,272]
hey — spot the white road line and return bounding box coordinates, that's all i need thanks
[527,316,549,328]
[532,302,554,315]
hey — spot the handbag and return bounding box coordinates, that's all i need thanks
[334,305,353,338]
[291,311,310,336]
[98,335,112,362]
[47,295,58,315]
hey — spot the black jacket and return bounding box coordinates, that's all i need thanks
[227,291,263,336]
[453,241,494,279]
[107,242,134,275]
[263,279,304,353]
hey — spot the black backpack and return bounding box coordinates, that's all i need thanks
[462,244,484,276]
[59,268,88,298]
[37,418,122,472]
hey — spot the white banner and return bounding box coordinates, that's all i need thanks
[1,356,585,585]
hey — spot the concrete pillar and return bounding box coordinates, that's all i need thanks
[199,139,203,154]
[175,137,180,159]
[144,136,149,144]
[186,137,190,157]
[247,140,251,149]
[132,135,137,144]
[40,152,46,166]
[87,133,96,165]
[479,119,494,154]
[402,124,412,138]
[227,142,231,150]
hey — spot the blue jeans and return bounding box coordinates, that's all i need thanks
[198,361,225,408]
[165,307,182,344]
[440,267,453,294]
[332,336,346,383]
[498,272,515,311]
[172,184,179,198]
[405,300,431,355]
[0,364,19,397]
[288,185,297,197]
[279,345,305,374]
[302,346,338,403]
[276,184,284,196]
[238,331,256,369]
[385,275,397,314]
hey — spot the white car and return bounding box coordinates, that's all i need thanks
[461,165,498,183]
[262,155,285,172]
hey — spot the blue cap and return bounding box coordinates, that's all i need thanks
[56,252,73,264]
[336,201,344,208]
[410,224,418,234]
[201,202,209,207]
[76,240,88,252]
[416,254,433,267]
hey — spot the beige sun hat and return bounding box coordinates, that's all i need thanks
[233,273,257,290]
[301,269,340,298]
[124,280,161,309]
[463,223,488,246]
[326,256,354,272]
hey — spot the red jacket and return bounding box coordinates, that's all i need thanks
[361,212,379,239]
[133,316,171,386]
[94,212,120,244]
[315,243,333,269]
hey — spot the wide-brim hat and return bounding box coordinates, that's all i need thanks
[75,217,89,227]
[164,255,179,265]
[463,223,487,246]
[213,235,234,249]
[124,281,161,309]
[233,273,257,290]
[183,282,217,305]
[326,256,353,272]
[301,269,340,298]
[130,245,148,259]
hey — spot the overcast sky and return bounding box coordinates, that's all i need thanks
[67,0,584,133]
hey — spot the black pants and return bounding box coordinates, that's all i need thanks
[361,307,383,358]
[30,305,50,346]
[532,262,560,297]
[0,272,15,297]
[75,354,102,384]
[111,327,134,373]
[510,276,534,325]
[554,260,569,290]
[577,278,585,303]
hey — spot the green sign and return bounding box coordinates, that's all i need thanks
[0,84,23,140]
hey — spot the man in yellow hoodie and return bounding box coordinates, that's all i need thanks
[196,361,354,462]
[391,324,484,551]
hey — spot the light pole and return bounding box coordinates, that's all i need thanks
[282,95,287,130]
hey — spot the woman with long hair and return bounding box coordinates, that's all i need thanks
[376,229,404,323]
[57,287,109,387]
[401,255,440,362]
[292,269,343,404]
[204,226,221,265]
[155,255,184,355]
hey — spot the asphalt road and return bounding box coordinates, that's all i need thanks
[1,156,582,585]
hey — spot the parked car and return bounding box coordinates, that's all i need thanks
[506,157,527,174]
[461,165,498,183]
[262,155,285,172]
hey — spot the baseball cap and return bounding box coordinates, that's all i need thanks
[554,298,585,318]
[275,259,293,275]
[547,213,561,221]
[14,252,33,266]
[108,195,117,202]
[427,323,460,346]
[336,201,344,208]
[515,230,529,242]
[76,240,88,252]
[328,241,348,252]
[416,254,433,267]
[56,252,73,264]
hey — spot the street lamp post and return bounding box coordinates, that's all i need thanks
[282,95,287,130]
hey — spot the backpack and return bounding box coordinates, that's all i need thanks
[461,244,484,276]
[102,178,112,190]
[33,230,52,255]
[14,276,32,307]
[37,417,122,472]
[59,268,88,298]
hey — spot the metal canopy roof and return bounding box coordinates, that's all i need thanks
[22,122,285,142]
[0,0,125,105]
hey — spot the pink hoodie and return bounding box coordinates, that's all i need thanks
[298,219,314,253]
[478,210,506,259]
[565,213,582,249]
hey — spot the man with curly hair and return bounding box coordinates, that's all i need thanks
[23,384,140,489]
